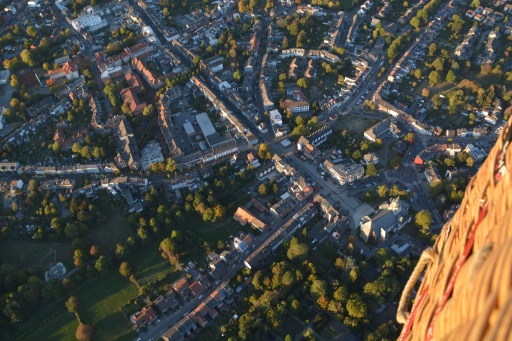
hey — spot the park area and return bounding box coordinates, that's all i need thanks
[1,211,245,341]
[9,242,181,341]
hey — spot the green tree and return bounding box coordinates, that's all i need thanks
[142,104,154,117]
[352,150,362,159]
[310,278,328,299]
[10,75,18,88]
[95,255,109,273]
[258,143,272,161]
[26,26,37,38]
[160,237,177,262]
[364,100,376,111]
[119,262,132,277]
[432,58,444,71]
[389,156,402,169]
[346,294,368,319]
[65,296,79,314]
[20,49,35,67]
[165,157,177,173]
[297,78,308,89]
[377,184,388,198]
[415,210,432,230]
[428,70,442,86]
[233,69,242,82]
[287,237,309,261]
[258,183,268,196]
[282,37,289,49]
[428,43,437,56]
[446,70,457,83]
[466,156,474,167]
[334,285,349,302]
[404,132,415,144]
[366,164,377,176]
[115,244,128,260]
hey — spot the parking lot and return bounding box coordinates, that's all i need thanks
[171,99,199,155]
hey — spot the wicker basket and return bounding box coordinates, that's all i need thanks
[397,118,512,341]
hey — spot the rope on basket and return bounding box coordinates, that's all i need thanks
[397,247,437,340]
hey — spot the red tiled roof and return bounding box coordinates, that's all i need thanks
[189,281,204,296]
[131,305,157,328]
[120,88,147,115]
[173,277,189,293]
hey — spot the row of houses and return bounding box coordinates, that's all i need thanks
[0,162,118,175]
[280,49,339,63]
[244,202,318,269]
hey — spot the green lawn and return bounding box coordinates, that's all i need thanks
[17,272,138,341]
[17,302,78,341]
[339,0,354,10]
[187,218,243,245]
[131,242,180,287]
[0,240,72,271]
[84,210,133,256]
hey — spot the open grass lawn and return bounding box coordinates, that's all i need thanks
[84,209,133,256]
[0,240,72,271]
[18,245,178,341]
[311,241,338,272]
[339,0,354,10]
[422,81,456,96]
[18,272,138,341]
[278,314,305,338]
[187,217,242,245]
[130,242,180,287]
[77,272,138,341]
[333,115,375,135]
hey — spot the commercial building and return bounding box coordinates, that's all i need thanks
[323,160,364,185]
[70,13,106,31]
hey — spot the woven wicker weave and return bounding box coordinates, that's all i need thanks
[397,118,512,341]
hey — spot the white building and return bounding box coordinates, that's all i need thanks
[71,14,103,30]
[269,109,282,126]
[0,70,10,85]
[0,107,6,130]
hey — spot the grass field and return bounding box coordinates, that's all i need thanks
[84,210,133,255]
[188,218,242,245]
[16,271,138,341]
[131,242,180,287]
[0,240,72,271]
[16,243,178,341]
[339,0,354,10]
[333,115,376,135]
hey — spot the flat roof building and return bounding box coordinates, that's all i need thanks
[196,112,216,137]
